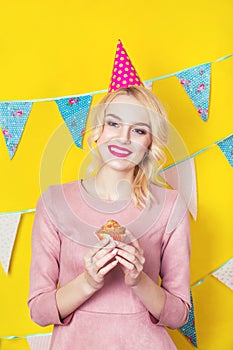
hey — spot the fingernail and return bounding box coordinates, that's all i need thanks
[112,248,118,255]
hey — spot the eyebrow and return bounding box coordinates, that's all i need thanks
[105,113,151,130]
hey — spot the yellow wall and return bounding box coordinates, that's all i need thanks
[0,0,232,349]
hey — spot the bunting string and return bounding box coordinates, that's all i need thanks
[0,54,232,159]
[0,133,231,216]
[0,208,35,216]
[0,333,52,340]
[191,257,233,288]
[146,54,232,84]
[0,54,232,349]
[0,54,231,103]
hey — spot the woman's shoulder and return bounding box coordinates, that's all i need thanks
[149,182,179,203]
[150,182,188,210]
[149,182,189,233]
[41,180,80,200]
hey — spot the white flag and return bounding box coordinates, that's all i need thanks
[144,81,153,91]
[160,158,197,220]
[212,258,233,291]
[27,334,52,350]
[0,214,21,274]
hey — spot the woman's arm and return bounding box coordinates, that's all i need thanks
[130,271,166,320]
[28,194,118,325]
[56,239,119,319]
[116,208,191,329]
[130,272,189,329]
[115,235,165,320]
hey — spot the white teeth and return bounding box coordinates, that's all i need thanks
[111,147,130,155]
[114,149,129,154]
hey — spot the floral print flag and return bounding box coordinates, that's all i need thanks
[216,134,233,167]
[179,291,198,347]
[0,102,33,159]
[55,95,92,149]
[176,63,211,122]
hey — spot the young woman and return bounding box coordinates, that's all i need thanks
[28,86,191,349]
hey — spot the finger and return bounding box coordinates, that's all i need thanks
[98,259,118,276]
[115,255,143,275]
[92,237,112,254]
[116,250,143,271]
[93,241,117,262]
[95,249,119,270]
[115,255,135,271]
[116,243,144,265]
[84,238,111,264]
[116,241,137,255]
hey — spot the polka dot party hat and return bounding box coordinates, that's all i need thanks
[108,40,144,92]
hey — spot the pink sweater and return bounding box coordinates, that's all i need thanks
[28,180,191,350]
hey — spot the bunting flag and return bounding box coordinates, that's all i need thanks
[0,214,21,274]
[0,55,231,159]
[160,158,197,220]
[27,334,52,350]
[176,63,211,122]
[179,291,198,347]
[0,102,33,159]
[143,81,153,91]
[55,95,92,149]
[216,134,233,167]
[212,258,233,290]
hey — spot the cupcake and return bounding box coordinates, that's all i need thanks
[95,219,126,242]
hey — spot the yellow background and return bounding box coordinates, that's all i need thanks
[0,0,232,349]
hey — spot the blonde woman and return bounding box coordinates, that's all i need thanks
[28,85,191,350]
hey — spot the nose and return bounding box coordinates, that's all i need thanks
[119,125,131,145]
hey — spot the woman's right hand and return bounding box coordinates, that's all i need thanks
[83,238,119,291]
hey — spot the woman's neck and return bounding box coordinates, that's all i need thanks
[84,167,134,201]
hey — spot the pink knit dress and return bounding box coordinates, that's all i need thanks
[28,180,191,349]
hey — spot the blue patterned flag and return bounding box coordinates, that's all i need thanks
[179,291,198,347]
[216,134,233,167]
[176,63,211,122]
[0,102,33,159]
[55,95,92,149]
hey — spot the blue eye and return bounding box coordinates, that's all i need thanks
[107,121,119,128]
[132,128,146,135]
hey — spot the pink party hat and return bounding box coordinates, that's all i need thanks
[108,40,144,92]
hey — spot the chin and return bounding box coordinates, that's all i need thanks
[102,158,136,172]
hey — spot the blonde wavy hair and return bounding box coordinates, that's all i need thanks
[86,85,168,209]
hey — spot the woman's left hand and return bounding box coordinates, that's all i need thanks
[115,231,145,287]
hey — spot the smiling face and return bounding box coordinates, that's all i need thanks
[96,94,152,174]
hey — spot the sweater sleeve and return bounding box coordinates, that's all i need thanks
[28,191,73,327]
[156,194,192,329]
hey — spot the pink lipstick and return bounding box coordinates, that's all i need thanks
[108,145,132,158]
